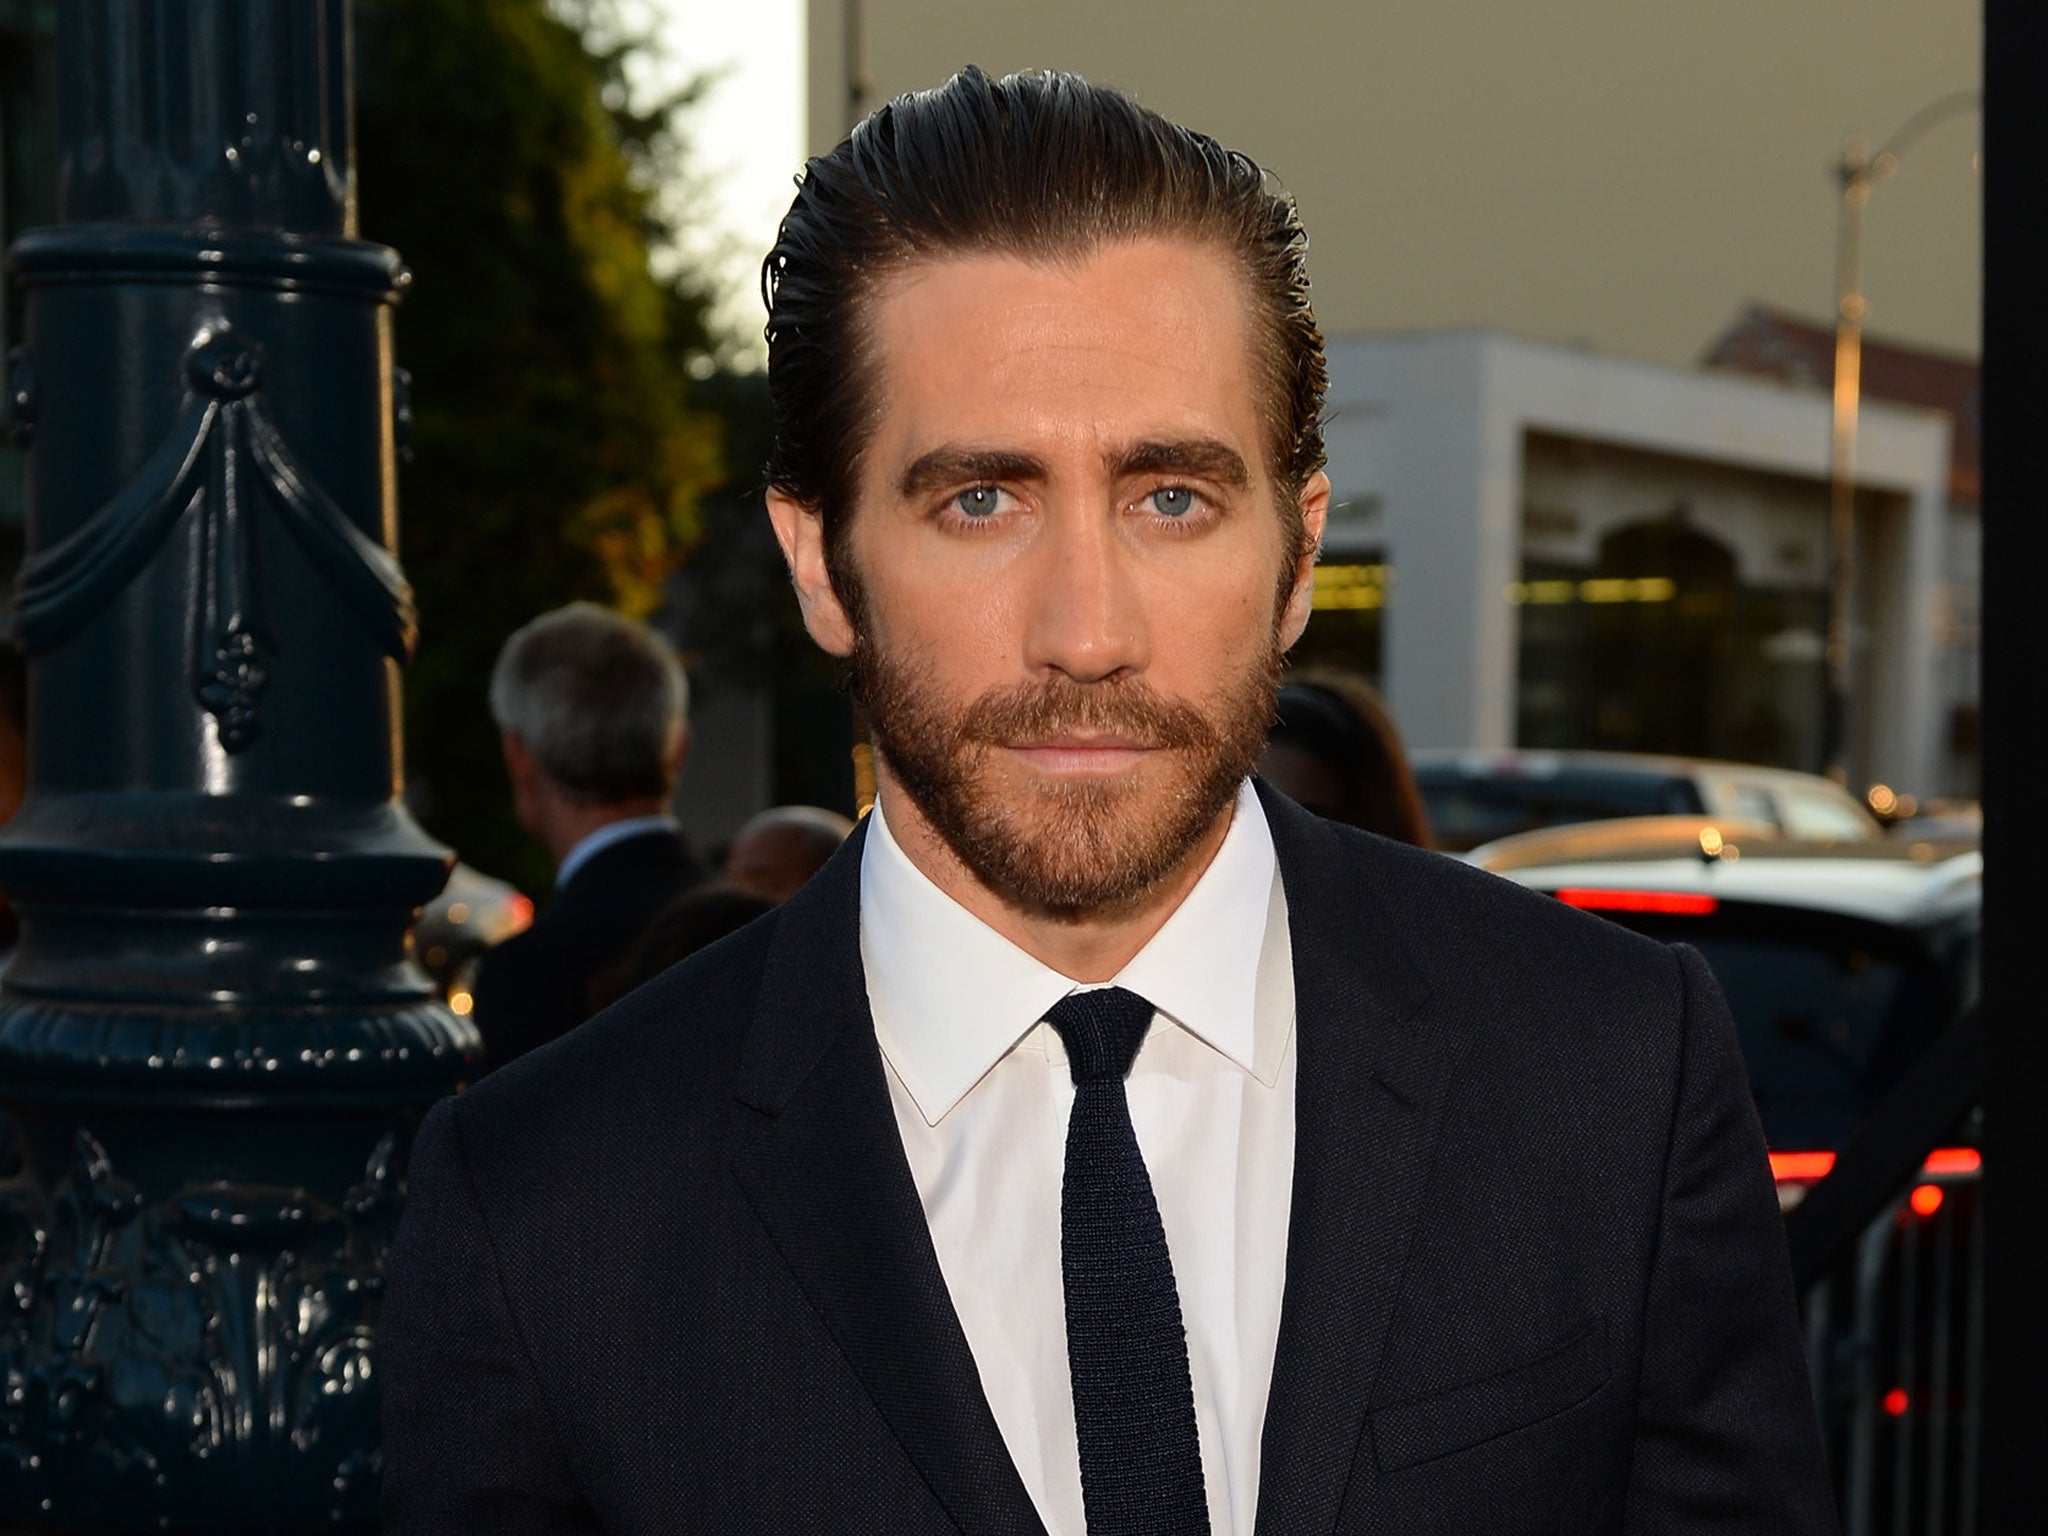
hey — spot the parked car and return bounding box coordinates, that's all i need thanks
[1885,797,1982,845]
[1412,748,1883,852]
[1470,819,1982,1530]
[1469,818,1978,1149]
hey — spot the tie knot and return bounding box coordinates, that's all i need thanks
[1046,987,1156,1084]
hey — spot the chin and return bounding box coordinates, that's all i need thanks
[932,753,1234,919]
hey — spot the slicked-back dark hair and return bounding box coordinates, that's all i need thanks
[761,65,1328,583]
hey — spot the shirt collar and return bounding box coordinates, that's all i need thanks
[861,780,1284,1127]
[1113,780,1281,1083]
[555,813,679,891]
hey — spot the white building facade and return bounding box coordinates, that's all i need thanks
[1309,331,1959,797]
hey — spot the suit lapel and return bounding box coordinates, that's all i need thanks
[729,823,1047,1536]
[1254,785,1463,1535]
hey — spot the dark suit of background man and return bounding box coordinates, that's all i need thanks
[468,602,703,1072]
[385,67,1837,1533]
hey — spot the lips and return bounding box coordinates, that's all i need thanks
[1003,737,1157,775]
[1014,734,1151,752]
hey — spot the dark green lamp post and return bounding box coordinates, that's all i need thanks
[0,4,475,1528]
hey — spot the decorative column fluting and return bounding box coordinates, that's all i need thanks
[0,4,476,1529]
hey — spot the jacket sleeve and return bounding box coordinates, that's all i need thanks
[1622,943,1840,1532]
[380,1095,595,1534]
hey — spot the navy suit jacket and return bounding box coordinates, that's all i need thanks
[383,785,1836,1533]
[470,825,704,1073]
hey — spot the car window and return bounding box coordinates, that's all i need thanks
[1706,778,1777,824]
[1415,767,1693,851]
[1778,785,1877,840]
[1689,935,1938,1149]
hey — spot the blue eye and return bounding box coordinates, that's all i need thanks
[1149,487,1197,517]
[954,486,1004,518]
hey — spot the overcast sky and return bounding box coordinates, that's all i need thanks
[634,0,805,360]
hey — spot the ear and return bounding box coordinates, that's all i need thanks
[500,729,534,788]
[767,488,857,657]
[1277,470,1331,650]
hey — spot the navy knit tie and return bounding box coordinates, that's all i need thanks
[1046,987,1209,1535]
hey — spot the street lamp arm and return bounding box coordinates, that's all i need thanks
[1849,88,1983,188]
[1820,85,1980,780]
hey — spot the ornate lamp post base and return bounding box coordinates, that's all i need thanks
[0,7,473,1529]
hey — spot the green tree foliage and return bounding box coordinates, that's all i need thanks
[355,0,724,892]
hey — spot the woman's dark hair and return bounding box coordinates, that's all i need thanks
[1266,670,1435,848]
[588,884,777,1013]
[762,65,1327,593]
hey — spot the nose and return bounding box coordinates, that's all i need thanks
[1020,502,1149,683]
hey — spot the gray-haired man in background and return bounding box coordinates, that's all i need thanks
[471,601,705,1071]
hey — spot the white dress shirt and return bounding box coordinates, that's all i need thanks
[861,780,1296,1536]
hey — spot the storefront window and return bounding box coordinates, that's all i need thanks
[1295,556,1387,682]
[1515,520,1828,770]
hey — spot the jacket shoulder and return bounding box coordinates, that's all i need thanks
[1290,812,1675,978]
[1271,803,1695,1087]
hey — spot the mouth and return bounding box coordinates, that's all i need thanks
[999,737,1163,774]
[1003,735,1156,776]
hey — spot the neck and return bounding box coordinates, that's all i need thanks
[538,795,669,871]
[874,764,1235,983]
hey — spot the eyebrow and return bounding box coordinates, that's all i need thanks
[1110,438,1252,490]
[897,437,1253,500]
[899,448,1046,500]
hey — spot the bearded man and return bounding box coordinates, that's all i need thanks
[382,67,1836,1535]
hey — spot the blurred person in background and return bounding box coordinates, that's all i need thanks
[724,803,856,901]
[584,806,852,1019]
[470,602,705,1072]
[386,67,1832,1535]
[1262,670,1433,846]
[587,883,778,1012]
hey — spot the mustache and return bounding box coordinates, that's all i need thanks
[955,674,1220,752]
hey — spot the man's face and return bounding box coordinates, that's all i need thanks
[770,238,1329,919]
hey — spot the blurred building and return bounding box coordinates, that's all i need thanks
[1703,304,1981,795]
[1299,328,1960,798]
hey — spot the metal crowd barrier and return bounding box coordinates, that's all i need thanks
[1797,1149,1984,1535]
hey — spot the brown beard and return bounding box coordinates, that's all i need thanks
[856,631,1282,922]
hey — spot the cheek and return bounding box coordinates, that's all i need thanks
[858,560,1021,684]
[1132,582,1268,703]
[850,519,1020,636]
[1153,548,1286,640]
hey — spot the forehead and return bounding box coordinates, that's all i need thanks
[859,239,1266,486]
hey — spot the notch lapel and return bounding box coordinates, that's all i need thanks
[729,823,1047,1536]
[1253,785,1464,1535]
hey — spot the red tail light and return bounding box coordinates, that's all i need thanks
[1554,888,1718,916]
[1770,1147,1981,1184]
[1770,1151,1836,1182]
